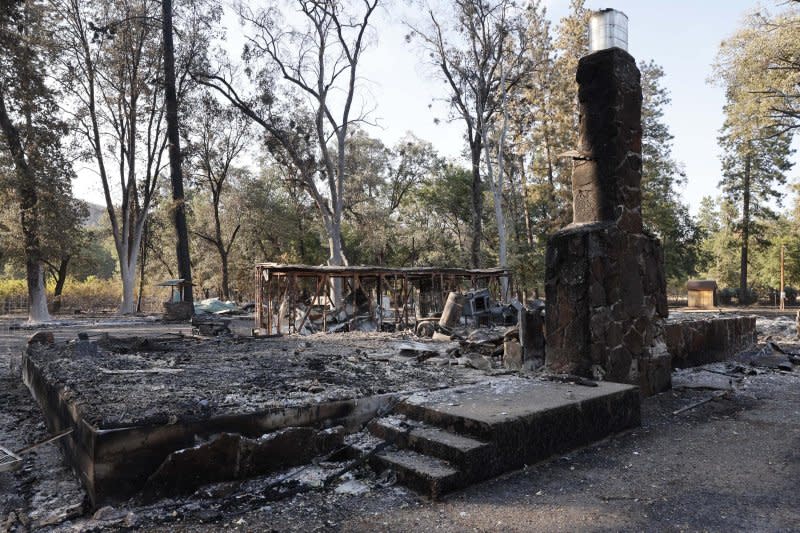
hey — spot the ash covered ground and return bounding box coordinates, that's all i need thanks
[25,332,483,429]
[1,312,799,532]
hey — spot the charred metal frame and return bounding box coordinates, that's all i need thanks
[254,263,511,335]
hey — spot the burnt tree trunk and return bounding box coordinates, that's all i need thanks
[740,153,751,305]
[162,0,193,307]
[50,256,70,313]
[469,138,483,268]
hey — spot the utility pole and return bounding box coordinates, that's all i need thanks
[780,244,785,310]
[162,0,193,311]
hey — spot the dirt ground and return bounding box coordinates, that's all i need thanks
[1,313,799,532]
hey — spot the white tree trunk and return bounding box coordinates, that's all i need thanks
[481,128,509,302]
[326,219,348,312]
[120,264,137,315]
[27,263,50,323]
[118,235,142,314]
[111,210,154,316]
[493,182,508,288]
[484,58,511,302]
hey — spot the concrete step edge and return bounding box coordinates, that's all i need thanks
[373,448,462,499]
[369,417,492,466]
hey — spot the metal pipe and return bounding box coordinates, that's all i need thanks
[589,9,629,52]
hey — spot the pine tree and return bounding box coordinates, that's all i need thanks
[718,118,794,302]
[639,61,702,284]
[540,0,589,226]
[715,5,800,137]
[714,4,798,302]
[698,197,741,291]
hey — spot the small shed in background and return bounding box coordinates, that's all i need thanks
[157,278,193,321]
[687,280,717,309]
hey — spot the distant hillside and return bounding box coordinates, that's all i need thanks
[84,202,107,228]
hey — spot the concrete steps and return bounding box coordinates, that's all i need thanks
[366,377,640,499]
[368,415,490,498]
[372,448,461,499]
[369,415,493,467]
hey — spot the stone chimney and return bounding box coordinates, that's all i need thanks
[543,19,669,396]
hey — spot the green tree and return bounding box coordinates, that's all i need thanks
[639,60,702,284]
[0,147,88,313]
[507,0,552,249]
[786,181,800,287]
[748,216,794,300]
[527,0,589,232]
[54,0,166,314]
[406,0,531,270]
[53,0,217,313]
[39,194,89,312]
[236,167,326,273]
[0,0,77,321]
[697,196,740,290]
[715,5,800,137]
[197,0,379,308]
[69,228,117,282]
[184,93,251,300]
[715,4,798,302]
[718,119,793,302]
[400,163,473,267]
[338,132,442,267]
[501,0,587,294]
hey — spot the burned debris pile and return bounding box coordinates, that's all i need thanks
[252,262,549,372]
[253,264,519,335]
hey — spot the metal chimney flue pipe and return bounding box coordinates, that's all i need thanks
[589,8,628,52]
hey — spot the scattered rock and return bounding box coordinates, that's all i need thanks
[92,505,126,521]
[463,352,492,371]
[672,369,737,391]
[334,479,370,495]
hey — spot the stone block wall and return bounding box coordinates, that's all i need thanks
[572,48,643,234]
[665,316,757,369]
[546,221,669,393]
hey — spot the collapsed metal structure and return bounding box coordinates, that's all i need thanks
[254,263,511,335]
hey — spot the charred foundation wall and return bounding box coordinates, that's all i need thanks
[665,316,757,368]
[22,348,397,506]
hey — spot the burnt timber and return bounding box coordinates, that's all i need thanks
[254,263,512,335]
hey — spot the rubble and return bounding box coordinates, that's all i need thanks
[2,312,800,530]
[144,427,345,497]
[672,369,737,391]
[194,298,240,315]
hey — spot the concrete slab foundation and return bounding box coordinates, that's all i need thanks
[22,334,640,504]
